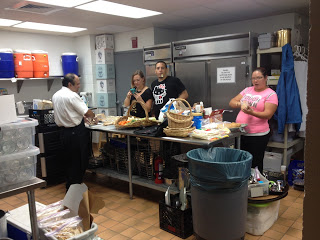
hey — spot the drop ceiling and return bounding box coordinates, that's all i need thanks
[0,0,309,36]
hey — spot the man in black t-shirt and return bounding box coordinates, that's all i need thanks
[151,61,188,119]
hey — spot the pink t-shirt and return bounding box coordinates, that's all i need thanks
[236,87,278,134]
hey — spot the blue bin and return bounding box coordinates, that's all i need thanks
[61,53,78,75]
[0,49,14,78]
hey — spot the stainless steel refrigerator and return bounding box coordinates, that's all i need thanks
[172,32,258,121]
[143,43,174,88]
[143,33,258,122]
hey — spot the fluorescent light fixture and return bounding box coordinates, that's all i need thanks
[0,18,22,26]
[76,0,162,19]
[26,0,93,8]
[13,22,87,33]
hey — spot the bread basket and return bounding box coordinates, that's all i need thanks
[115,100,158,129]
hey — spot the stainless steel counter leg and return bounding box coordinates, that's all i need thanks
[27,190,39,240]
[236,135,241,149]
[127,135,133,199]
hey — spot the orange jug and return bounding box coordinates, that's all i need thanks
[32,50,49,78]
[13,50,33,78]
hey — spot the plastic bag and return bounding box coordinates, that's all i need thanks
[44,216,84,239]
[38,209,71,228]
[37,201,64,222]
[187,147,252,192]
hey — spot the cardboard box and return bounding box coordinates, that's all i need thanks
[96,64,115,79]
[98,107,117,116]
[96,93,116,108]
[0,94,17,124]
[95,49,114,64]
[96,34,114,49]
[97,79,116,93]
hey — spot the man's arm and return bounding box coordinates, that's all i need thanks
[178,90,188,100]
[84,109,95,118]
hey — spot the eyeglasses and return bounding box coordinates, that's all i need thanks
[252,76,264,81]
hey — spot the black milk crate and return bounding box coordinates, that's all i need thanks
[135,138,159,180]
[159,194,193,239]
[102,141,117,170]
[103,138,138,174]
[29,109,57,131]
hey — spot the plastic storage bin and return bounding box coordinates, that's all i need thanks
[0,146,39,187]
[44,222,98,240]
[0,118,38,156]
[246,201,280,235]
[248,168,269,198]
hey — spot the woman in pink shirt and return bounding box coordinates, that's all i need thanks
[229,67,278,172]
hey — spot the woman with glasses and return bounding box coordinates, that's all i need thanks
[229,67,278,172]
[124,70,153,118]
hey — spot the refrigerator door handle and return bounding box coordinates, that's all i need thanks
[246,65,250,76]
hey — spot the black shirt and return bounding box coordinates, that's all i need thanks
[129,88,153,118]
[151,76,186,119]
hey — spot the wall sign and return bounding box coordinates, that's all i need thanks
[217,67,235,83]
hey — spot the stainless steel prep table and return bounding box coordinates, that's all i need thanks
[88,124,242,199]
[0,178,46,240]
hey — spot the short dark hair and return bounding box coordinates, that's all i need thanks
[62,73,77,87]
[253,67,267,77]
[155,61,167,69]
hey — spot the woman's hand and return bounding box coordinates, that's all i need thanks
[126,91,133,99]
[133,93,143,103]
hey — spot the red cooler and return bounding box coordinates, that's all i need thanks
[13,50,33,78]
[32,50,49,78]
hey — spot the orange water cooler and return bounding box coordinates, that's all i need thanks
[32,50,49,78]
[13,50,33,78]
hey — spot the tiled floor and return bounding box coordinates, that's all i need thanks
[0,146,304,240]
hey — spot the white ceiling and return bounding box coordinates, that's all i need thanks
[0,0,309,37]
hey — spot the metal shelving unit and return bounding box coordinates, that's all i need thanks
[0,76,64,93]
[257,47,304,167]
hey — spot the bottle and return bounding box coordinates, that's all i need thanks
[281,165,287,183]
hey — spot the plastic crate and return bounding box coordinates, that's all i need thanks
[0,117,38,156]
[0,146,39,187]
[29,109,57,131]
[159,194,193,239]
[135,138,155,180]
[248,169,269,198]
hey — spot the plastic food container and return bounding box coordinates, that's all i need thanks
[248,168,269,198]
[0,146,39,187]
[0,118,38,156]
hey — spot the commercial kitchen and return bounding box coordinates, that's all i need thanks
[0,0,319,239]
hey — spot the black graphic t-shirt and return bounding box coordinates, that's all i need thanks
[129,88,153,118]
[151,76,186,119]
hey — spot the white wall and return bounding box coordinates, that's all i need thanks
[75,34,96,107]
[114,28,154,52]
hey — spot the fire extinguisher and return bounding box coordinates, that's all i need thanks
[154,155,164,184]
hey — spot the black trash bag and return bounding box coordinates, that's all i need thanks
[133,119,168,137]
[187,147,252,192]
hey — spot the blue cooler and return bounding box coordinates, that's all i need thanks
[61,52,79,75]
[0,48,14,78]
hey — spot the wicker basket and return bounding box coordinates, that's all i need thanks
[115,100,158,129]
[163,126,195,138]
[167,98,193,128]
